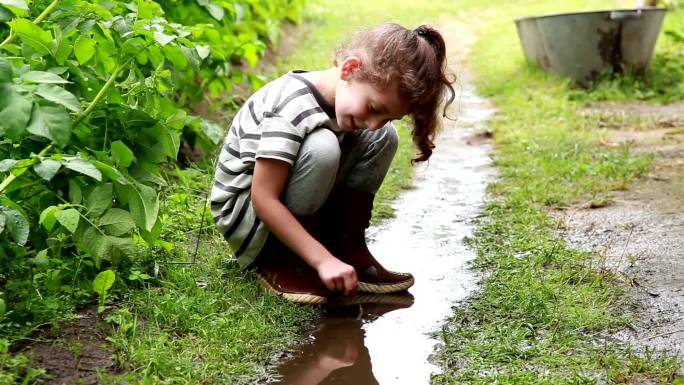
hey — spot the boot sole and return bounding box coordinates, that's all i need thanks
[358,276,415,294]
[257,276,328,305]
[327,293,415,307]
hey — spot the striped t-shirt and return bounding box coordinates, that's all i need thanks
[210,70,339,269]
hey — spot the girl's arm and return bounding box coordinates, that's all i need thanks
[251,157,358,296]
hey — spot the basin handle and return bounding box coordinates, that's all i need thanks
[609,9,642,20]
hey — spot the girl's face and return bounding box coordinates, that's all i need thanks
[334,57,408,132]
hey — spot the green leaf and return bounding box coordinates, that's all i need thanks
[21,71,70,84]
[93,269,115,294]
[30,249,50,271]
[0,0,28,10]
[8,158,30,177]
[111,141,135,168]
[0,298,5,317]
[0,212,5,234]
[75,225,100,258]
[34,84,83,113]
[54,39,72,65]
[200,119,225,145]
[195,45,210,60]
[162,44,187,69]
[0,159,17,172]
[33,158,61,181]
[0,57,11,82]
[55,208,79,233]
[0,6,14,22]
[62,157,102,181]
[179,45,199,68]
[146,45,164,67]
[95,45,116,74]
[138,215,161,243]
[136,1,163,19]
[100,208,135,236]
[242,43,258,68]
[39,205,58,231]
[49,25,74,64]
[106,235,134,263]
[8,18,53,55]
[204,2,224,20]
[95,22,114,43]
[153,30,175,46]
[86,183,112,217]
[128,182,159,232]
[129,162,166,186]
[121,37,145,56]
[74,35,96,65]
[113,183,130,206]
[0,205,29,245]
[166,110,187,131]
[0,84,32,141]
[81,228,133,264]
[26,104,71,147]
[93,160,127,185]
[69,179,82,204]
[141,124,180,160]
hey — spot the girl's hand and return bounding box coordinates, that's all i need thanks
[316,258,358,296]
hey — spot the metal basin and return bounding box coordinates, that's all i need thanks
[515,8,667,86]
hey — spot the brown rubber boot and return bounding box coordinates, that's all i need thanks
[320,188,414,294]
[253,216,332,305]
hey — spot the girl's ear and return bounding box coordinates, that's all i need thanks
[340,56,362,81]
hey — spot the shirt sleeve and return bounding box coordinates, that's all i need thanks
[254,113,306,165]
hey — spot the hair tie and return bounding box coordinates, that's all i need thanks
[414,26,429,38]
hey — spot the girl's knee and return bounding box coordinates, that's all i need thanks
[363,124,399,158]
[284,129,341,215]
[298,129,341,173]
[382,125,399,155]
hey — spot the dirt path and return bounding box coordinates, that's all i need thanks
[555,102,684,362]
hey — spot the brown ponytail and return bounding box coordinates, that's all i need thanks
[335,23,455,162]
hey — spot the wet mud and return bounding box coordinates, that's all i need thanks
[268,83,495,384]
[16,306,118,385]
[555,101,684,363]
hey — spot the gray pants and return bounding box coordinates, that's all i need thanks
[283,125,399,216]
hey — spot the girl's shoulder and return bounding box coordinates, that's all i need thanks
[258,70,333,115]
[250,70,308,101]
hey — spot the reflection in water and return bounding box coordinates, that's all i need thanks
[270,85,495,385]
[272,294,414,385]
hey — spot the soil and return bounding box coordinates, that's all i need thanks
[554,101,684,362]
[17,306,118,384]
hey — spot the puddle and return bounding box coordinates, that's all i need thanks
[268,85,496,385]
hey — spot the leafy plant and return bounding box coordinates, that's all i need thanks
[0,0,303,339]
[93,269,115,312]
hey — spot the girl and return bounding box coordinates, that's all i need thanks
[210,22,454,304]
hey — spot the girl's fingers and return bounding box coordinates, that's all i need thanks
[324,279,336,291]
[334,277,345,291]
[320,264,358,294]
[343,272,358,296]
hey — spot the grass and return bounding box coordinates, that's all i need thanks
[9,0,684,383]
[432,1,684,384]
[70,0,472,384]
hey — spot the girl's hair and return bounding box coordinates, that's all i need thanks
[335,23,455,162]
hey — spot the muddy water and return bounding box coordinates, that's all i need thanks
[268,85,496,385]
